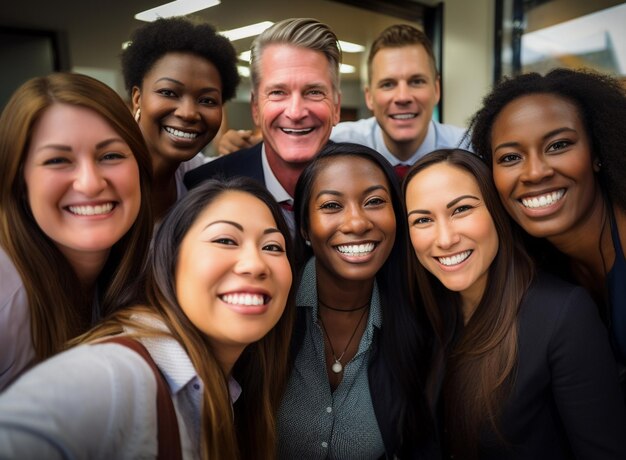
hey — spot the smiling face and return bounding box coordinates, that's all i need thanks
[132,51,223,168]
[305,156,396,285]
[406,162,498,308]
[490,93,601,240]
[175,190,292,363]
[23,103,141,267]
[365,45,440,160]
[252,44,341,168]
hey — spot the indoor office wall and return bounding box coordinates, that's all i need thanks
[0,28,66,110]
[442,0,494,128]
[0,0,497,131]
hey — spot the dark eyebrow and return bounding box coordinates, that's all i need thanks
[364,184,388,195]
[96,138,127,149]
[407,209,430,217]
[446,195,479,208]
[204,220,282,236]
[155,77,184,86]
[36,137,125,153]
[315,189,342,200]
[36,144,71,153]
[493,127,577,152]
[315,184,388,200]
[204,220,243,231]
[155,77,220,94]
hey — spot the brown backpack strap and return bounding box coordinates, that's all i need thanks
[102,336,182,460]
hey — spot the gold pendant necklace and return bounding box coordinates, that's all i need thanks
[318,305,368,374]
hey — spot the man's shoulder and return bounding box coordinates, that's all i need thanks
[433,119,466,137]
[183,143,263,189]
[330,117,378,142]
[432,120,470,150]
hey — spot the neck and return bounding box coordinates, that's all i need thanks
[150,155,180,221]
[547,193,614,281]
[60,247,110,295]
[212,343,245,377]
[265,148,308,197]
[315,259,374,310]
[383,129,428,163]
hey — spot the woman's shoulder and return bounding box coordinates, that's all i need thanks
[0,245,24,301]
[0,245,33,391]
[0,341,159,457]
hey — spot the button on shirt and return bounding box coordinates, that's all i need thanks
[277,258,385,459]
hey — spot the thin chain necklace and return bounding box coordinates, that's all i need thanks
[317,305,368,374]
[318,298,369,312]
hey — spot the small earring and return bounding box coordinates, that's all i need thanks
[305,240,311,247]
[134,108,141,123]
[593,158,602,172]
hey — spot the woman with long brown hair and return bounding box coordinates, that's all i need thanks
[0,177,295,459]
[0,72,152,390]
[404,149,626,459]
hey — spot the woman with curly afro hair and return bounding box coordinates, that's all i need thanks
[122,17,240,220]
[469,68,626,370]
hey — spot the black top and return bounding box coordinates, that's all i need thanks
[184,142,265,189]
[477,272,626,459]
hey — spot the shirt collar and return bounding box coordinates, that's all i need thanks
[374,120,437,166]
[129,315,241,403]
[296,257,383,329]
[261,144,292,204]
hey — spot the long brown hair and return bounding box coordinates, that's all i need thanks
[403,149,534,458]
[82,177,296,459]
[0,72,153,360]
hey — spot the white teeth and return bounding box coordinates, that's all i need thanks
[281,127,313,135]
[336,243,375,256]
[521,189,565,209]
[437,250,471,266]
[390,113,416,120]
[68,203,114,216]
[220,293,265,306]
[164,127,198,139]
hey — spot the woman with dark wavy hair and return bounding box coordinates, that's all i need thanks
[404,148,626,459]
[468,68,626,366]
[278,142,435,459]
[0,177,295,459]
[0,72,152,391]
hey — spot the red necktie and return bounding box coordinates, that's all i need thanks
[280,201,293,212]
[394,164,410,180]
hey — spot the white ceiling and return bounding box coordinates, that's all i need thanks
[2,0,432,82]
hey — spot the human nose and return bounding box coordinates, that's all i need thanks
[520,153,554,183]
[284,94,306,120]
[393,81,411,104]
[174,96,201,122]
[73,160,106,196]
[436,220,460,249]
[234,243,269,279]
[339,205,374,235]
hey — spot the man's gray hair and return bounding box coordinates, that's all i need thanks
[249,18,341,96]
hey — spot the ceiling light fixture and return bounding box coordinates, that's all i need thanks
[135,0,220,22]
[220,21,274,41]
[340,64,356,74]
[338,40,365,53]
[238,50,251,62]
[237,66,250,77]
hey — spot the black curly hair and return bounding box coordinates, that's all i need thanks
[468,68,626,210]
[121,17,240,102]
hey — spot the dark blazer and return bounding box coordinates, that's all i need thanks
[184,142,265,189]
[459,272,626,459]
